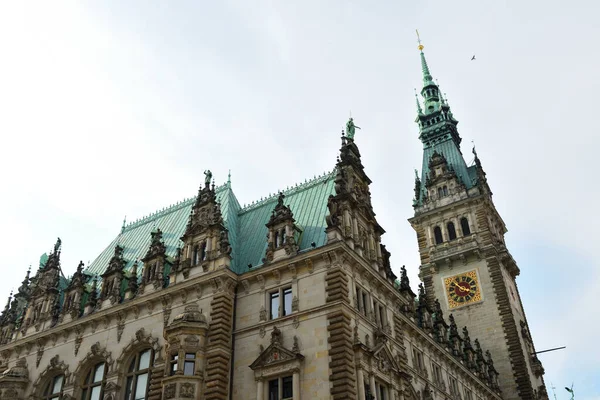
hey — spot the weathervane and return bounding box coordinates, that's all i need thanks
[416,29,424,51]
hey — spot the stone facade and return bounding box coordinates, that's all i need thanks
[0,48,546,400]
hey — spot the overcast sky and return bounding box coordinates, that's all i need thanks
[0,1,598,398]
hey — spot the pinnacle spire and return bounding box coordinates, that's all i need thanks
[414,89,423,114]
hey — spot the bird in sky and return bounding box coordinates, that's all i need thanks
[471,55,476,61]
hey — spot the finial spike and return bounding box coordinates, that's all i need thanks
[416,29,424,51]
[414,88,423,114]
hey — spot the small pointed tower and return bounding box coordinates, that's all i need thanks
[179,170,232,278]
[325,123,394,281]
[408,36,548,399]
[99,244,126,307]
[61,261,87,322]
[21,238,63,335]
[140,228,169,294]
[264,192,301,263]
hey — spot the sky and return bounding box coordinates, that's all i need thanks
[0,0,598,398]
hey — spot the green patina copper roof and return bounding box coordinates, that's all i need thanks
[414,49,478,204]
[234,172,335,273]
[85,183,237,277]
[84,172,335,277]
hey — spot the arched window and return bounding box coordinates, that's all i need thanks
[43,375,64,400]
[461,217,471,236]
[447,222,457,241]
[443,186,448,196]
[433,226,443,244]
[81,362,106,400]
[437,187,443,198]
[124,349,153,400]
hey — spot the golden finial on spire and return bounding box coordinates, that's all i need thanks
[416,29,424,51]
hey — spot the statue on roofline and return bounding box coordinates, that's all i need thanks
[204,170,212,188]
[346,117,361,140]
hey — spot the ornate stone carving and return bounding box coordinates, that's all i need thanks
[164,383,176,399]
[291,296,299,312]
[259,306,267,322]
[180,382,195,398]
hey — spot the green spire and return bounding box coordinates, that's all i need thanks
[420,50,434,85]
[414,89,423,114]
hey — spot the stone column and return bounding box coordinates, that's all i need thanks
[370,373,378,400]
[292,370,300,400]
[256,378,263,400]
[357,368,366,400]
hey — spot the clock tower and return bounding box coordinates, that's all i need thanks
[408,40,548,400]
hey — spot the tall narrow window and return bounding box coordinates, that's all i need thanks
[125,349,153,400]
[361,292,368,315]
[169,353,178,376]
[281,229,286,245]
[184,353,196,376]
[274,231,279,248]
[434,226,443,244]
[81,362,106,400]
[447,222,457,241]
[282,287,292,316]
[443,185,448,196]
[270,291,280,320]
[193,246,199,265]
[200,242,207,261]
[437,187,443,198]
[43,375,64,400]
[461,217,471,236]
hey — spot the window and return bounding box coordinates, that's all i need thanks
[433,226,443,244]
[447,222,457,241]
[43,375,64,400]
[169,353,178,376]
[431,362,443,386]
[270,287,293,320]
[193,245,199,265]
[443,185,448,196]
[274,231,280,248]
[200,242,207,261]
[125,349,153,400]
[282,287,292,316]
[437,187,443,198]
[81,362,106,400]
[184,353,196,376]
[464,387,474,400]
[268,376,293,400]
[461,217,471,236]
[412,347,425,373]
[449,376,459,396]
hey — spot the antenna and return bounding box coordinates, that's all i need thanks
[416,29,424,51]
[550,382,557,400]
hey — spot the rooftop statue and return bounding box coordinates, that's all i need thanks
[346,117,361,140]
[204,170,212,188]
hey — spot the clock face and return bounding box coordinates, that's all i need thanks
[444,270,482,309]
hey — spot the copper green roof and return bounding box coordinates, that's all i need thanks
[85,172,335,277]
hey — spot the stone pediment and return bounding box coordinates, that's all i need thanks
[372,343,400,374]
[249,342,303,371]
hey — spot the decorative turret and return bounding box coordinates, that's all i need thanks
[99,245,126,306]
[325,120,391,281]
[179,170,232,278]
[21,238,63,334]
[140,228,169,293]
[125,260,139,300]
[61,261,87,321]
[264,192,301,263]
[84,277,98,314]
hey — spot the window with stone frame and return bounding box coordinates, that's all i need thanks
[124,348,154,400]
[460,217,471,236]
[464,386,474,400]
[269,286,293,320]
[184,353,196,376]
[169,353,178,376]
[411,346,426,375]
[375,381,391,400]
[433,226,443,244]
[431,362,445,389]
[42,374,64,400]
[447,222,457,241]
[355,286,369,316]
[372,299,387,329]
[267,375,293,400]
[448,375,460,397]
[81,362,106,400]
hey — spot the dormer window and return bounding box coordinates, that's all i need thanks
[434,226,443,244]
[200,241,207,261]
[447,222,457,241]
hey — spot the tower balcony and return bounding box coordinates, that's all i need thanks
[428,234,481,267]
